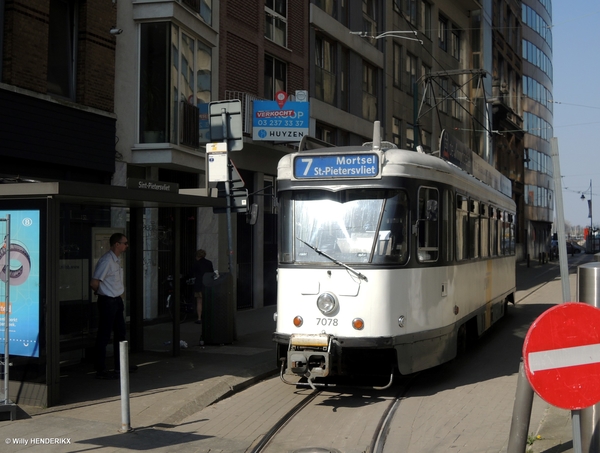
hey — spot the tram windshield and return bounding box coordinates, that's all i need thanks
[279,189,409,265]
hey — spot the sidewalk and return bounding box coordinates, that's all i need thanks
[0,254,592,452]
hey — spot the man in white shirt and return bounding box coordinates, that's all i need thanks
[90,233,129,379]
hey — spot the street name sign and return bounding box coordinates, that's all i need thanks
[523,302,600,410]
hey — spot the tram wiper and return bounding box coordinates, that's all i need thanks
[296,237,368,282]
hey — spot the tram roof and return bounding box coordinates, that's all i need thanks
[0,181,224,209]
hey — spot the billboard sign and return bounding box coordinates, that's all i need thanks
[252,99,309,142]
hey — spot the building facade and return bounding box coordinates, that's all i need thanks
[521,0,554,260]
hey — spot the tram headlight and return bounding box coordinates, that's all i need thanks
[316,292,337,315]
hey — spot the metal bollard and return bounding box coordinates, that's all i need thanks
[119,341,133,433]
[507,359,534,453]
[577,263,600,453]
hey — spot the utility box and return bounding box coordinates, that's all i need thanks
[202,273,234,345]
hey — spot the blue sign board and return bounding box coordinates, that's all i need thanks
[294,154,380,179]
[253,101,309,142]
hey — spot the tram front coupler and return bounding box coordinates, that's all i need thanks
[285,333,333,382]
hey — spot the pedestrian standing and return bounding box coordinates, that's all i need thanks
[90,232,130,380]
[192,249,214,324]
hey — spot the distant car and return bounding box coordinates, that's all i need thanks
[551,241,582,256]
[566,242,581,254]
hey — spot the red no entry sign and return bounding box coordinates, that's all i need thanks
[523,302,600,410]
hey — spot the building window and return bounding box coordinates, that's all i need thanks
[47,0,77,100]
[406,52,417,94]
[392,117,401,147]
[362,61,377,121]
[451,30,460,60]
[265,0,287,47]
[362,0,377,42]
[315,35,336,104]
[316,122,335,144]
[421,63,432,105]
[139,22,211,145]
[420,1,431,39]
[452,84,462,120]
[402,0,417,26]
[421,129,432,153]
[393,43,402,88]
[439,78,448,114]
[406,124,415,150]
[340,47,349,110]
[438,15,448,51]
[315,0,336,17]
[181,0,212,25]
[265,55,287,100]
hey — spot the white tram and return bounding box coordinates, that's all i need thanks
[273,124,516,388]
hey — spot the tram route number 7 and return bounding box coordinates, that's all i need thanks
[299,158,313,176]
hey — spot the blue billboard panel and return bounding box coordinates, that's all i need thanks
[252,100,309,142]
[0,210,40,357]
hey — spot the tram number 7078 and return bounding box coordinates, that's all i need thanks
[316,318,338,326]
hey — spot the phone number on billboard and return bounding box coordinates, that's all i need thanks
[255,119,305,127]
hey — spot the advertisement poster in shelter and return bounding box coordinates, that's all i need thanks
[0,210,40,357]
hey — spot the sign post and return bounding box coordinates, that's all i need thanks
[523,302,600,453]
[208,100,244,277]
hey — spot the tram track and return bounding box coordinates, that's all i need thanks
[248,374,418,453]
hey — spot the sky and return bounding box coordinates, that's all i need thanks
[551,1,600,227]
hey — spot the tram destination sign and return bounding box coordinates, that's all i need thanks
[294,153,380,179]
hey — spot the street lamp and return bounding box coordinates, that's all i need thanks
[581,179,594,253]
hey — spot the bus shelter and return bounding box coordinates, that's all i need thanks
[0,180,223,407]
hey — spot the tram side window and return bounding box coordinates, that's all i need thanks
[497,210,504,255]
[502,212,516,255]
[373,190,409,264]
[480,203,489,258]
[469,199,480,259]
[490,207,498,256]
[456,194,468,261]
[417,187,439,262]
[444,189,454,262]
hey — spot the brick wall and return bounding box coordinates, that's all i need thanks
[77,0,117,111]
[220,0,309,100]
[3,0,49,92]
[2,0,116,112]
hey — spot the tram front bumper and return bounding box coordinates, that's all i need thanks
[287,333,332,379]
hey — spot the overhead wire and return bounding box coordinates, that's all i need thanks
[394,12,496,139]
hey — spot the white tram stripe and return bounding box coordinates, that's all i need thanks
[528,343,600,373]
